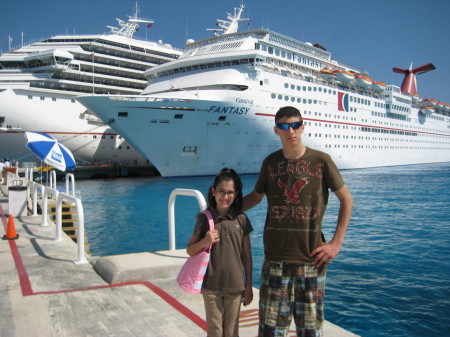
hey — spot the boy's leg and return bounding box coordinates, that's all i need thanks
[258,261,294,337]
[293,264,326,337]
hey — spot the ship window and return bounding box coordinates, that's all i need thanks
[218,116,227,121]
[40,97,45,101]
[118,112,128,117]
[28,96,33,100]
[174,114,183,119]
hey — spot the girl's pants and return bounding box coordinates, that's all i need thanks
[202,289,242,337]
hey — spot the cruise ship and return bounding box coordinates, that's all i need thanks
[0,6,182,166]
[77,4,450,177]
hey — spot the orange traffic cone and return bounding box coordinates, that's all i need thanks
[2,215,19,240]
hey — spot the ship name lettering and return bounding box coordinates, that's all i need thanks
[208,106,250,114]
[235,98,254,105]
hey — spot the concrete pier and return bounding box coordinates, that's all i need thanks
[0,184,360,337]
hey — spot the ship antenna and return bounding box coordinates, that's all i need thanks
[108,2,154,38]
[392,63,436,95]
[206,3,249,36]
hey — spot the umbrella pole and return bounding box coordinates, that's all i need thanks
[40,160,43,183]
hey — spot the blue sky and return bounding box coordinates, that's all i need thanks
[1,0,449,103]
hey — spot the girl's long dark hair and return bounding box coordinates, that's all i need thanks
[207,168,243,212]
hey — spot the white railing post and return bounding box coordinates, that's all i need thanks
[42,188,50,227]
[168,188,207,251]
[42,186,58,227]
[49,170,56,189]
[56,192,88,264]
[65,173,75,197]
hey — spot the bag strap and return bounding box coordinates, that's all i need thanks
[203,210,215,232]
[202,210,215,252]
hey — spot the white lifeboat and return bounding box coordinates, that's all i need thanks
[371,81,387,92]
[407,93,420,102]
[420,106,435,114]
[319,68,336,79]
[355,75,373,88]
[332,69,355,83]
[422,98,437,107]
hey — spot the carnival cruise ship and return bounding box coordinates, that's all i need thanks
[0,6,182,166]
[77,4,450,177]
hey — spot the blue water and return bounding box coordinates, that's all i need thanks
[73,162,450,337]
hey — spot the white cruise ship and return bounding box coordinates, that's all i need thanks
[0,6,182,166]
[77,4,450,177]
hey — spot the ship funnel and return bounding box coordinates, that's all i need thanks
[393,63,436,95]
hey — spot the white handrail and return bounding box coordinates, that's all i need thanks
[65,173,76,196]
[56,192,88,264]
[49,170,57,189]
[41,187,59,227]
[168,188,207,251]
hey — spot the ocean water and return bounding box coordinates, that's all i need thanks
[72,162,450,337]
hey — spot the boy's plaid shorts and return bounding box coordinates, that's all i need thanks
[258,261,326,337]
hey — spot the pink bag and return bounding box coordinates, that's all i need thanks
[176,210,215,294]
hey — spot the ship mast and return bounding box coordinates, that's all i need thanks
[106,2,154,38]
[207,3,249,36]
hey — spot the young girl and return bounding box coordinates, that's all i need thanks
[187,168,253,337]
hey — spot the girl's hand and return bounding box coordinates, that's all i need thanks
[205,229,220,245]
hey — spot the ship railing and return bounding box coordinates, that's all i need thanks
[168,188,207,251]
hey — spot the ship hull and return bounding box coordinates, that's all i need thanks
[0,88,149,165]
[78,71,450,177]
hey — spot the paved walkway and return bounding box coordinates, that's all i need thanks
[0,184,359,337]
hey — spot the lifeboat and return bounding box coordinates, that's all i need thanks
[436,101,445,109]
[371,81,387,92]
[407,93,420,102]
[422,98,437,107]
[420,106,435,114]
[332,69,355,83]
[319,68,336,79]
[355,75,373,88]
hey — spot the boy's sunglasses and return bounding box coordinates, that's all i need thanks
[275,121,303,130]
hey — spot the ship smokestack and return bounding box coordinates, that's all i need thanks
[392,63,436,95]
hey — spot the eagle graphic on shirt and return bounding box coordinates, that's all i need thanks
[277,177,310,204]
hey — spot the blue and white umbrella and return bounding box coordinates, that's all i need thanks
[24,132,76,172]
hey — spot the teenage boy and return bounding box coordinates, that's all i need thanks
[243,106,353,336]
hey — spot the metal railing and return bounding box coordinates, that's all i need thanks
[55,192,87,264]
[27,173,86,264]
[168,188,207,251]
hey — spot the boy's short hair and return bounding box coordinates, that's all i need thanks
[275,106,303,123]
